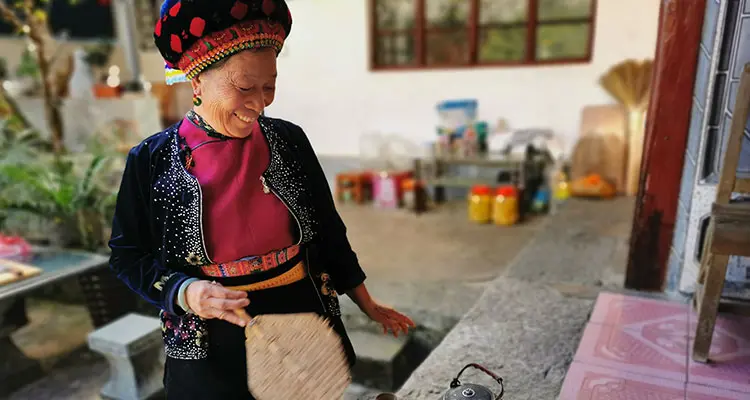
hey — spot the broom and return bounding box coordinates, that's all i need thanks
[599,59,654,195]
[232,309,352,399]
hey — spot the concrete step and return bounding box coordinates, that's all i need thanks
[348,330,412,392]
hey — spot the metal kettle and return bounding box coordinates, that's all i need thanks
[442,363,504,400]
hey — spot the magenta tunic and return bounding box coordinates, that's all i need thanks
[179,117,294,263]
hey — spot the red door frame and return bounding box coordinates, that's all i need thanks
[625,0,707,291]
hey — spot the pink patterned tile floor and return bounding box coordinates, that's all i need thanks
[560,362,687,400]
[561,292,750,399]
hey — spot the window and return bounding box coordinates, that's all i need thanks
[370,0,596,69]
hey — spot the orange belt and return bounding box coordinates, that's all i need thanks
[224,261,306,292]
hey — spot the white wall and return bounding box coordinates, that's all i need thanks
[266,0,660,156]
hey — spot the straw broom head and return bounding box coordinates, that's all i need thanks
[599,59,654,111]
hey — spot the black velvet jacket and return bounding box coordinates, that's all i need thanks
[108,116,366,357]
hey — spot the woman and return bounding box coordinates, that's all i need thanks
[108,0,414,398]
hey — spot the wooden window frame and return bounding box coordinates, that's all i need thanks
[368,0,598,71]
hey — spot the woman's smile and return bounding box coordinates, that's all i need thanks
[234,113,254,123]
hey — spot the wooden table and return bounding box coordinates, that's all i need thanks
[0,248,109,397]
[412,154,546,214]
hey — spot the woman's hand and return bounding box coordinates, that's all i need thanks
[185,280,251,327]
[346,283,415,337]
[361,301,416,337]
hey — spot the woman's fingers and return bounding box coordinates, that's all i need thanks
[205,296,250,311]
[378,309,415,337]
[211,308,248,327]
[207,284,248,299]
[397,315,416,329]
[389,317,414,337]
[233,308,253,324]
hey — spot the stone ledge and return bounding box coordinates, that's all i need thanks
[396,277,594,400]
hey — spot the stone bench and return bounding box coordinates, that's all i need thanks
[87,313,164,400]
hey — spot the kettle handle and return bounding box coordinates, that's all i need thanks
[449,363,504,400]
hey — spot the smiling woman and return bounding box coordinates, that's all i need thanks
[108,0,414,399]
[189,49,277,138]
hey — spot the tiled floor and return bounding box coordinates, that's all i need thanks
[560,292,750,399]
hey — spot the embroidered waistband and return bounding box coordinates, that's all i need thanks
[200,244,300,278]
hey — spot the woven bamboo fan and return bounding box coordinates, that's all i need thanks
[241,312,351,399]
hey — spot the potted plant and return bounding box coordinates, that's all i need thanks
[0,153,118,250]
[84,42,119,98]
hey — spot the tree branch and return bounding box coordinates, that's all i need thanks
[21,0,34,20]
[0,1,25,31]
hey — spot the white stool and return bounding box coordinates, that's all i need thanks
[88,313,164,400]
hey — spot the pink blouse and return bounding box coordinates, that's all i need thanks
[179,117,295,263]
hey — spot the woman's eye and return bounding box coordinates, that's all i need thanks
[238,86,254,92]
[263,87,275,92]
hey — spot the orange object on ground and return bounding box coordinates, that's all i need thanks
[468,185,492,223]
[401,178,419,210]
[401,178,416,192]
[493,185,520,226]
[570,173,617,198]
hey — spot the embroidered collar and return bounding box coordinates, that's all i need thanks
[185,110,233,140]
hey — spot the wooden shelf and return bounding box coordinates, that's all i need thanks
[430,155,526,167]
[424,177,506,187]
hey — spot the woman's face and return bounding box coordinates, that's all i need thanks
[191,48,277,138]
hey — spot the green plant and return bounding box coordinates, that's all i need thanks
[15,47,40,79]
[84,41,114,83]
[0,154,118,250]
[0,103,131,250]
[0,118,51,164]
[83,42,113,68]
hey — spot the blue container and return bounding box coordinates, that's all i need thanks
[436,99,478,134]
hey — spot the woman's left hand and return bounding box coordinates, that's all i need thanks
[361,301,416,337]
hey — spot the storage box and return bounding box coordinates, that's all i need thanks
[335,171,373,204]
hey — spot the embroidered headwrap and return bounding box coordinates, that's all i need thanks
[154,0,292,85]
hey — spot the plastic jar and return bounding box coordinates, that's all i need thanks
[553,171,571,201]
[468,185,492,223]
[493,185,519,226]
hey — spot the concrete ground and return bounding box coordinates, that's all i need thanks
[338,202,545,283]
[5,195,635,399]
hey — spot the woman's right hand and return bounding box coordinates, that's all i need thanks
[185,280,251,327]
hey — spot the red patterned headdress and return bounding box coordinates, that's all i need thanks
[154,0,292,85]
